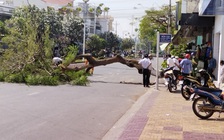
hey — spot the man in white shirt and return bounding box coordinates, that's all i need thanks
[167,54,175,68]
[138,54,152,87]
[173,56,181,84]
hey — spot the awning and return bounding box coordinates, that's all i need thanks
[172,12,214,45]
[172,26,195,45]
[160,43,169,51]
[179,13,215,27]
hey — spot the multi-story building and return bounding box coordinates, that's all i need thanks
[0,0,113,35]
[74,1,113,35]
[175,0,224,85]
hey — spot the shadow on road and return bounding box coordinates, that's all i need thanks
[89,80,142,85]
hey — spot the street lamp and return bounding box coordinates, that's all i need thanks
[82,0,89,58]
[168,0,171,34]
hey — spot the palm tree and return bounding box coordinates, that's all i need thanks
[103,7,110,18]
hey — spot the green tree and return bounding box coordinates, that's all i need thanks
[86,34,106,57]
[121,38,135,50]
[0,5,88,85]
[100,31,120,52]
[139,5,176,53]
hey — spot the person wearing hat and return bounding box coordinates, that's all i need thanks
[180,54,193,76]
[138,54,152,87]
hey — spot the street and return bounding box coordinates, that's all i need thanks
[0,58,164,140]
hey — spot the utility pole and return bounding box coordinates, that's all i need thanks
[82,0,89,58]
[168,0,171,34]
[94,5,96,34]
[115,21,118,35]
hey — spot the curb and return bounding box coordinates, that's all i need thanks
[102,87,161,140]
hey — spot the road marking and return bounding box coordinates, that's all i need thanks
[28,92,40,96]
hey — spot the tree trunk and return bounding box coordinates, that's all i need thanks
[61,54,160,77]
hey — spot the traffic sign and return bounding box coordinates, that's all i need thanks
[159,34,172,43]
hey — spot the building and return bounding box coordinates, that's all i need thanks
[0,0,113,35]
[174,0,224,86]
[0,4,14,21]
[74,1,113,35]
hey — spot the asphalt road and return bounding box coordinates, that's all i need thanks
[0,59,162,140]
[0,57,164,140]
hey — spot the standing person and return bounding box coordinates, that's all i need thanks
[191,52,198,77]
[138,54,152,87]
[179,54,192,76]
[204,42,213,70]
[219,60,224,88]
[173,56,180,84]
[207,56,216,80]
[166,54,175,68]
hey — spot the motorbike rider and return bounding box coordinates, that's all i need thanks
[173,56,181,84]
[180,54,193,76]
[166,54,175,68]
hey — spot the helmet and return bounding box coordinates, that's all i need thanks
[185,54,190,59]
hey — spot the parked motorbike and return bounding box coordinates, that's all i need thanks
[189,87,224,119]
[180,69,216,100]
[161,67,178,93]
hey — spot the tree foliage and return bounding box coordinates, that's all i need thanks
[86,34,106,57]
[138,5,176,53]
[121,38,135,50]
[99,31,120,52]
[0,5,88,85]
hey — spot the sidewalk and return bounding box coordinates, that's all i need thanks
[103,83,224,140]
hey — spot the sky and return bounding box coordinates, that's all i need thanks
[13,0,176,38]
[75,0,177,38]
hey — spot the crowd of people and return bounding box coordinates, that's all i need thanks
[137,42,224,88]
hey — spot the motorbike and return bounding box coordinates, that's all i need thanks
[180,69,217,100]
[188,86,224,119]
[161,67,178,93]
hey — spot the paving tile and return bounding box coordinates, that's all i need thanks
[116,85,224,140]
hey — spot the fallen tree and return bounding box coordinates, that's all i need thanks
[60,54,160,77]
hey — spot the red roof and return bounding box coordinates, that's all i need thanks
[42,0,73,5]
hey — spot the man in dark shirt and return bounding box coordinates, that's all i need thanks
[207,56,216,80]
[204,42,212,70]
